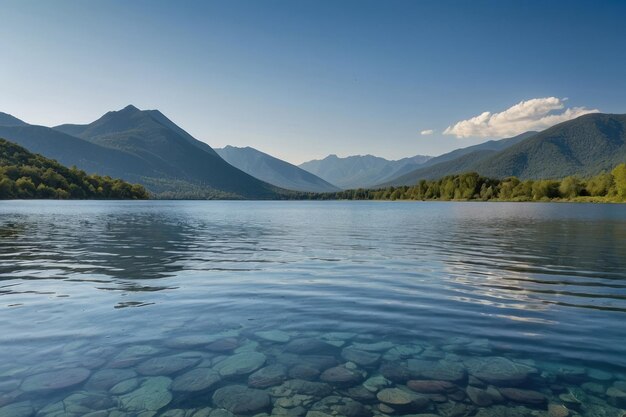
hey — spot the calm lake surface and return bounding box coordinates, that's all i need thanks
[1,200,625,417]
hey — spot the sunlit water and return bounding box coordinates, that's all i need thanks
[1,200,625,417]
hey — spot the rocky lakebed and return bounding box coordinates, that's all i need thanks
[0,328,624,417]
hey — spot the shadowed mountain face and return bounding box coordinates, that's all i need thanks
[299,154,432,189]
[382,132,536,186]
[385,114,626,186]
[0,105,283,199]
[0,124,155,183]
[215,146,340,193]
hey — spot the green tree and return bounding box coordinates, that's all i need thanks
[612,163,626,199]
[586,172,613,196]
[559,176,582,198]
[0,177,16,198]
[15,177,36,198]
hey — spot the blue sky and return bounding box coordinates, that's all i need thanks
[1,0,625,164]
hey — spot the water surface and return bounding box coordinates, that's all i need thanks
[1,201,625,416]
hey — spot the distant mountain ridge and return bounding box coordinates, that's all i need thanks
[299,153,432,189]
[382,131,537,186]
[1,106,624,197]
[385,114,626,186]
[215,146,340,193]
[0,105,284,199]
[0,112,28,127]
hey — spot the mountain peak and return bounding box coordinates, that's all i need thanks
[121,104,140,113]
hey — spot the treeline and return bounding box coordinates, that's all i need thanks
[0,138,149,199]
[293,164,626,202]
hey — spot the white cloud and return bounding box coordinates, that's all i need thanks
[420,129,434,135]
[443,97,599,138]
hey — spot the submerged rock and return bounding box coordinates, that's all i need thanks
[214,351,266,377]
[558,392,582,410]
[499,388,547,406]
[85,368,137,391]
[61,391,115,414]
[172,367,221,392]
[547,403,570,417]
[606,385,626,407]
[587,368,613,381]
[379,362,413,383]
[248,364,287,388]
[289,364,321,381]
[407,359,466,383]
[108,345,161,368]
[255,330,291,343]
[342,347,381,367]
[464,357,533,387]
[164,335,218,349]
[556,366,587,384]
[119,376,172,412]
[285,339,338,355]
[207,337,239,352]
[363,375,392,392]
[137,354,200,376]
[346,385,378,403]
[466,385,494,406]
[376,387,429,412]
[383,345,424,361]
[320,366,364,386]
[0,401,33,417]
[474,404,535,417]
[351,341,394,352]
[109,377,139,395]
[212,385,270,414]
[310,395,371,417]
[407,379,457,394]
[436,401,473,417]
[270,379,333,398]
[20,367,91,392]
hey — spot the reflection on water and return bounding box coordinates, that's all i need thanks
[0,200,625,416]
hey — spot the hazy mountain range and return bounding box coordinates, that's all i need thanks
[215,146,340,193]
[299,154,432,189]
[0,105,625,198]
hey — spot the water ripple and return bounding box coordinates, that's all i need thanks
[0,200,625,368]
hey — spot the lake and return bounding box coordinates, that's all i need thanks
[0,200,625,417]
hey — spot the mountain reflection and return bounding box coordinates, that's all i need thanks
[0,205,280,293]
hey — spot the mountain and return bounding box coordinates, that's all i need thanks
[0,112,28,127]
[0,105,281,199]
[215,146,340,192]
[418,131,537,169]
[383,131,536,186]
[385,114,626,185]
[473,113,626,179]
[0,138,148,199]
[299,154,432,189]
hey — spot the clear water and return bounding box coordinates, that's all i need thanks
[1,200,625,417]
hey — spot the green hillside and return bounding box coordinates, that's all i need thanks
[386,114,626,186]
[475,113,626,179]
[382,131,536,186]
[0,138,148,199]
